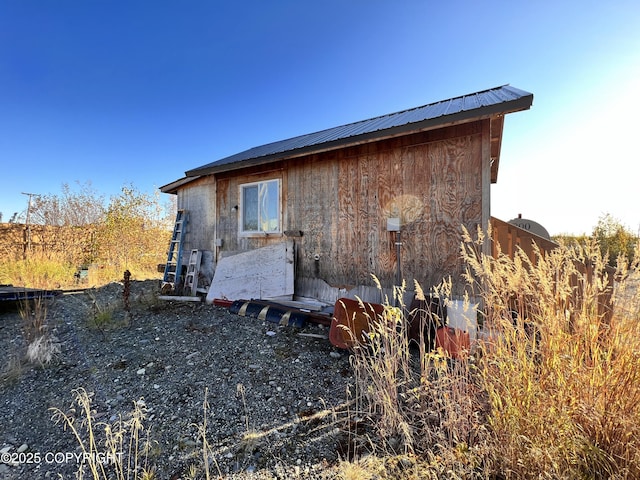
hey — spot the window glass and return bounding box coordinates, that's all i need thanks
[242,185,259,231]
[241,179,280,233]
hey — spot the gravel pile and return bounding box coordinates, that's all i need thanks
[0,280,359,479]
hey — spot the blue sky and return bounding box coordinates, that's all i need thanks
[1,1,639,235]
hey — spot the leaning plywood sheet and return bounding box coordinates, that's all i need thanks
[206,240,294,303]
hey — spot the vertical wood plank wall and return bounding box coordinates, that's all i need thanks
[286,122,488,290]
[489,216,559,263]
[176,175,217,254]
[210,121,490,296]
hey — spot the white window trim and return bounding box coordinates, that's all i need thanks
[239,178,282,236]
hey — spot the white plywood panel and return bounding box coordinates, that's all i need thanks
[206,240,294,303]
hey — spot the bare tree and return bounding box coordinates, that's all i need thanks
[29,182,105,226]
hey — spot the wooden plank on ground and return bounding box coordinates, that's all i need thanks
[158,295,203,302]
[206,240,294,304]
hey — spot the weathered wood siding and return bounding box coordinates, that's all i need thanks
[176,175,217,254]
[172,120,490,295]
[211,121,490,296]
[490,216,559,262]
[215,167,287,253]
[291,122,486,295]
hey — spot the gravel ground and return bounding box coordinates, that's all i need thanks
[0,280,360,480]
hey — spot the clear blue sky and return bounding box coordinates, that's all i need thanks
[1,1,639,235]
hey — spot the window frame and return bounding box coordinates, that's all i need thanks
[238,178,282,236]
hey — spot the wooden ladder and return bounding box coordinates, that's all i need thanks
[162,209,188,291]
[183,249,202,296]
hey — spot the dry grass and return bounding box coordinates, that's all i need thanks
[20,294,49,343]
[189,387,223,480]
[0,251,77,290]
[0,350,24,386]
[50,387,157,480]
[346,278,488,477]
[20,294,61,366]
[341,229,640,479]
[0,248,161,291]
[462,226,640,479]
[51,386,227,480]
[26,334,61,366]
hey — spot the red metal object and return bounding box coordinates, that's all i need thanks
[329,298,385,349]
[213,298,234,308]
[435,326,470,359]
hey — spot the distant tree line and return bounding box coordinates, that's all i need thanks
[1,182,176,276]
[553,213,638,268]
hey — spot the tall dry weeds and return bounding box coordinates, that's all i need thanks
[345,229,639,479]
[347,277,487,476]
[20,295,60,366]
[50,387,156,480]
[462,225,640,479]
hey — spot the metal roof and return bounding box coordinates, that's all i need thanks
[182,84,533,178]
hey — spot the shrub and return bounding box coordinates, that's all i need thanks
[0,183,173,289]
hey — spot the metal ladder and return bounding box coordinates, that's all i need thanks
[183,249,202,296]
[162,209,188,290]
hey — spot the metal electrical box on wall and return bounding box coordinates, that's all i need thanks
[387,217,400,232]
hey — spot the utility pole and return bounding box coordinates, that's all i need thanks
[21,192,38,258]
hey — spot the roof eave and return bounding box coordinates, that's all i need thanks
[159,176,201,194]
[490,114,505,183]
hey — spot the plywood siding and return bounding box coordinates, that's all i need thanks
[176,176,217,254]
[205,121,489,296]
[287,122,487,295]
[215,167,287,253]
[286,153,340,278]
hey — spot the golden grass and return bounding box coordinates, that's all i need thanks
[0,252,77,290]
[462,227,640,479]
[0,249,161,291]
[346,278,488,477]
[50,387,157,480]
[342,229,640,479]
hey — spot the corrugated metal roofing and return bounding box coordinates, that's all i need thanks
[184,84,533,177]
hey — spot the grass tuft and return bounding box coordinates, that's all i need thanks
[50,387,157,480]
[20,295,60,366]
[463,226,640,478]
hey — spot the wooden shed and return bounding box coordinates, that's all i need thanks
[161,85,534,303]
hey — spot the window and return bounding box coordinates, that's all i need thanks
[240,179,280,234]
